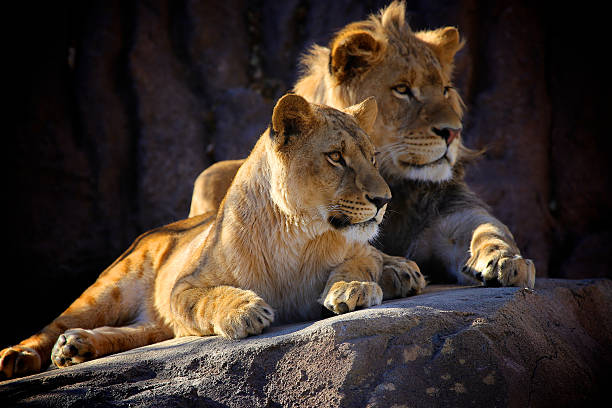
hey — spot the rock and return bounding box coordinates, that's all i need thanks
[1,278,610,407]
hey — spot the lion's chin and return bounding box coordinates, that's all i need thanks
[392,143,460,183]
[396,157,453,182]
[405,163,452,182]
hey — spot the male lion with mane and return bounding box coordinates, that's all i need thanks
[1,94,414,380]
[189,1,535,289]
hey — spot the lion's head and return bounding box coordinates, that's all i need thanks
[295,1,470,183]
[266,93,391,242]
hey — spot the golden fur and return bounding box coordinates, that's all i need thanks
[189,1,535,289]
[0,94,416,380]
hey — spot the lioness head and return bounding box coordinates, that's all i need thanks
[267,93,391,242]
[296,1,469,183]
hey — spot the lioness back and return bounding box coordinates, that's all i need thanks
[1,94,397,380]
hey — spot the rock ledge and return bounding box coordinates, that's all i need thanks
[1,278,610,407]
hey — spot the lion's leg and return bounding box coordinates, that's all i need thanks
[50,323,172,368]
[169,283,274,340]
[425,208,536,288]
[320,243,384,314]
[189,159,244,217]
[378,249,427,299]
[464,222,536,288]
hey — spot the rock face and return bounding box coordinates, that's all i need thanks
[5,0,610,363]
[1,279,610,407]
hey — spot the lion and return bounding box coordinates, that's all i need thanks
[189,1,535,289]
[1,94,422,380]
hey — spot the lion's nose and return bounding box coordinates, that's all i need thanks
[366,194,391,210]
[432,126,461,145]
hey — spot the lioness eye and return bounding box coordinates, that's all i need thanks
[326,151,344,165]
[392,84,414,99]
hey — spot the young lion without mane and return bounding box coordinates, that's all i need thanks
[189,1,536,289]
[0,94,406,380]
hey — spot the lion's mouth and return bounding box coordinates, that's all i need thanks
[399,154,449,169]
[328,215,378,229]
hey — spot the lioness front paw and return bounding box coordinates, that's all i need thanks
[464,250,536,289]
[379,256,426,299]
[51,329,97,368]
[322,281,383,314]
[0,346,42,380]
[213,294,274,340]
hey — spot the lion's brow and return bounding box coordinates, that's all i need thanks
[330,114,372,161]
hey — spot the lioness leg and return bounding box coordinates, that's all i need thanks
[1,249,150,379]
[50,323,172,367]
[170,284,274,340]
[320,244,384,314]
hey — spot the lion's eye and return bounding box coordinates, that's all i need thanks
[372,151,381,167]
[392,84,414,99]
[443,86,454,97]
[326,151,345,166]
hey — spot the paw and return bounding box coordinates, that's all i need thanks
[51,329,97,368]
[379,256,426,299]
[0,346,41,380]
[213,294,274,340]
[322,281,383,314]
[464,250,536,289]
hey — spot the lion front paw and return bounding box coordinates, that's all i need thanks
[322,281,383,314]
[51,329,97,368]
[379,256,426,299]
[212,294,274,340]
[464,250,536,289]
[0,345,42,380]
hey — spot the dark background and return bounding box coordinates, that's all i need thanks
[4,0,610,349]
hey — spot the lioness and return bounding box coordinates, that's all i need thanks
[189,1,535,289]
[0,94,402,380]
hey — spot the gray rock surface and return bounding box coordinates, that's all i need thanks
[1,278,610,407]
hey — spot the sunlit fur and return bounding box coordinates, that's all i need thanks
[0,95,394,380]
[188,1,535,290]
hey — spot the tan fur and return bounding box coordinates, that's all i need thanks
[189,1,535,289]
[0,95,399,380]
[189,159,244,218]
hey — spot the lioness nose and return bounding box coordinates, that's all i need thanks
[366,194,391,210]
[432,127,461,145]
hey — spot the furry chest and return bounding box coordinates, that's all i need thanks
[251,261,332,324]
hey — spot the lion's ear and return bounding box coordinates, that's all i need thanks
[270,94,314,148]
[344,96,378,134]
[329,29,385,84]
[416,27,464,74]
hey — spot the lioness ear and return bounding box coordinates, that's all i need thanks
[344,96,378,134]
[270,94,314,148]
[416,27,464,74]
[329,28,385,84]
